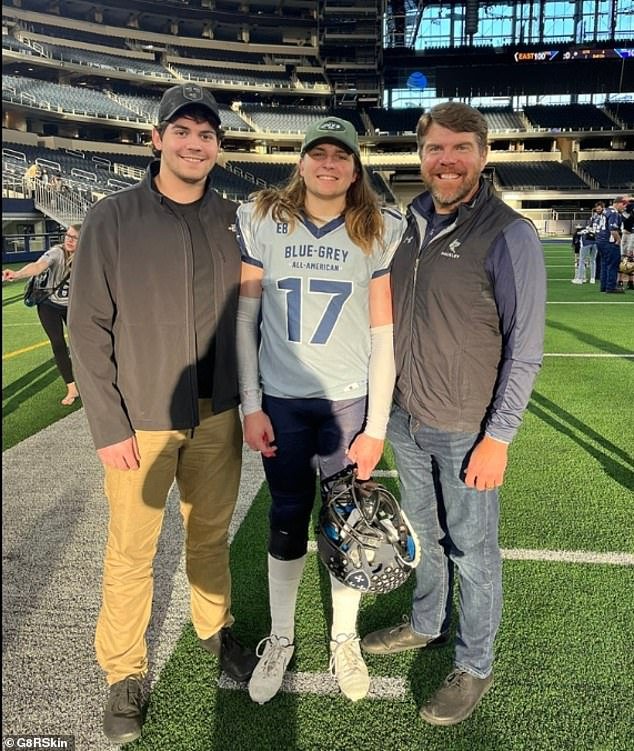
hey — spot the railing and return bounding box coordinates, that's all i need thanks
[30,180,91,227]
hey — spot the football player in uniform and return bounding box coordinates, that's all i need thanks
[236,116,406,704]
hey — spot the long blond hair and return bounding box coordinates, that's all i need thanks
[252,155,384,255]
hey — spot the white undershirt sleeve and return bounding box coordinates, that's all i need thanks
[236,295,262,415]
[364,323,396,439]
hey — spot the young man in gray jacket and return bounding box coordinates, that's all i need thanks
[68,84,256,744]
[361,102,546,726]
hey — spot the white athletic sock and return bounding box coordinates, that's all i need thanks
[329,573,362,640]
[268,553,306,643]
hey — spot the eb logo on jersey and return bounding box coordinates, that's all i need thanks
[276,223,289,234]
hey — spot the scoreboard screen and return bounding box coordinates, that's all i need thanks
[514,48,633,62]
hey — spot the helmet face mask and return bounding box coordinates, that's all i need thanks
[318,469,420,594]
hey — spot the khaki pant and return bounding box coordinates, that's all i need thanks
[95,402,242,684]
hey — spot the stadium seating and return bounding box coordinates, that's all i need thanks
[523,104,618,131]
[605,102,634,128]
[169,65,292,89]
[34,41,171,79]
[241,104,329,133]
[3,75,145,122]
[367,107,423,135]
[579,160,634,190]
[491,161,589,189]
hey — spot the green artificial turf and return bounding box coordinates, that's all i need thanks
[2,268,81,448]
[125,483,634,751]
[3,244,633,750]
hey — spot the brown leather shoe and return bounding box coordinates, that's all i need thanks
[360,621,450,655]
[419,669,493,726]
[102,675,143,744]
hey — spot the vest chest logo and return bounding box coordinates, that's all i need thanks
[441,239,462,260]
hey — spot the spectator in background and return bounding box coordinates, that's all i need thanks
[599,197,625,293]
[571,224,583,277]
[618,195,634,290]
[40,167,50,186]
[23,163,40,197]
[2,225,81,406]
[572,207,601,285]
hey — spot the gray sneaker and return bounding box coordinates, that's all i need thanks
[361,620,450,655]
[419,669,493,726]
[102,675,143,744]
[248,635,295,705]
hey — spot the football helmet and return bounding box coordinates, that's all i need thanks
[318,468,420,594]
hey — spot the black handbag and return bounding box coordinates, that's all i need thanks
[23,270,69,307]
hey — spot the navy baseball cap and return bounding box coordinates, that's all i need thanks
[158,84,221,126]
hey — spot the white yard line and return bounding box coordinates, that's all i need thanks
[544,353,634,357]
[219,672,409,699]
[305,541,633,566]
[501,548,634,565]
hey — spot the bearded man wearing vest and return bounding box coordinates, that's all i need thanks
[361,102,546,726]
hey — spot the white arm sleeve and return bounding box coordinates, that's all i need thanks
[236,295,262,415]
[364,324,396,439]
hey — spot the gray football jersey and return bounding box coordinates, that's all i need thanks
[39,245,70,307]
[237,203,406,400]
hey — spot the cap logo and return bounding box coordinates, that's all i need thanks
[319,120,345,131]
[182,84,204,102]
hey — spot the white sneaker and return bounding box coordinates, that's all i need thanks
[571,279,583,284]
[248,635,294,705]
[590,278,596,284]
[329,634,370,702]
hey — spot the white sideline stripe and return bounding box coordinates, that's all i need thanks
[218,672,408,700]
[502,548,634,566]
[306,541,633,565]
[547,301,634,304]
[544,353,634,357]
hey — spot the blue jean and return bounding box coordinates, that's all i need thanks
[598,240,620,291]
[387,405,502,678]
[575,242,597,282]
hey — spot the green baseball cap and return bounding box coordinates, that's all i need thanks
[301,117,360,157]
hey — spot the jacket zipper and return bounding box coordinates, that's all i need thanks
[406,254,420,417]
[404,211,458,418]
[175,214,199,426]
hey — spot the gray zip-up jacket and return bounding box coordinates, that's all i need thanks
[391,180,546,443]
[68,162,241,450]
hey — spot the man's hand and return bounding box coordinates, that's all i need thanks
[346,433,384,481]
[243,410,277,458]
[464,435,509,491]
[2,269,17,282]
[97,435,140,470]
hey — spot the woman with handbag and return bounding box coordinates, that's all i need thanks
[2,224,81,405]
